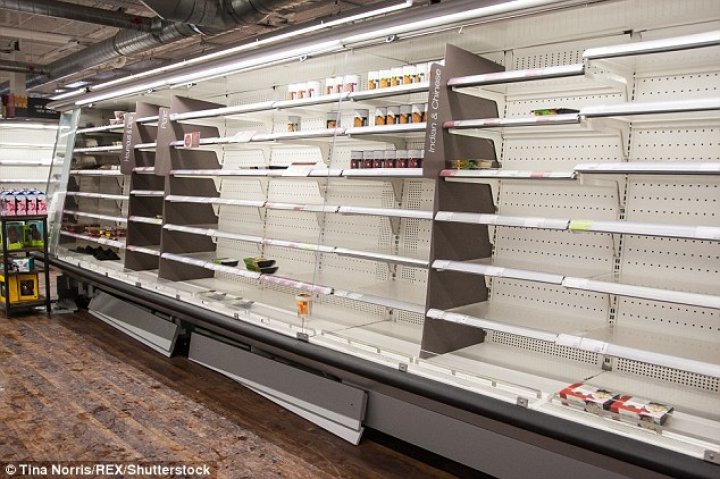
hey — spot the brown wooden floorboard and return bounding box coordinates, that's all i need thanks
[0,311,479,478]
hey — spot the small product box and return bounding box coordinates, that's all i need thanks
[4,220,26,251]
[350,151,363,169]
[559,383,619,414]
[0,272,39,303]
[610,396,674,427]
[25,219,45,247]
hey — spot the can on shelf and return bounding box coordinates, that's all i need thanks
[402,65,416,85]
[327,111,339,128]
[379,69,392,88]
[399,105,411,124]
[353,109,369,127]
[350,151,363,169]
[362,150,375,169]
[383,150,397,168]
[375,107,387,126]
[395,150,408,168]
[287,115,301,132]
[386,106,400,125]
[344,74,360,92]
[368,71,379,90]
[408,149,422,168]
[306,81,320,98]
[411,103,424,123]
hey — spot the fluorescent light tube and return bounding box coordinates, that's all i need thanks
[49,88,87,101]
[0,122,58,130]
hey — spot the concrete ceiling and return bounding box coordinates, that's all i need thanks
[0,0,372,94]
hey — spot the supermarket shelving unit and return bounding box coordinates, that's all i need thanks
[48,4,720,476]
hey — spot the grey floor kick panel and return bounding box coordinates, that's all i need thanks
[89,291,180,356]
[189,332,367,441]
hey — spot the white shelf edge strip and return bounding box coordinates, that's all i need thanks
[66,192,128,200]
[446,114,579,129]
[70,169,124,176]
[76,124,124,134]
[134,142,157,149]
[345,123,427,135]
[427,308,558,343]
[165,195,264,208]
[440,169,576,179]
[448,64,585,87]
[130,190,164,197]
[333,289,425,314]
[134,115,159,124]
[581,97,720,118]
[0,161,53,166]
[562,277,720,310]
[125,245,161,256]
[433,259,564,285]
[575,162,720,174]
[74,145,123,153]
[264,202,339,213]
[0,179,48,183]
[128,216,162,225]
[133,167,155,173]
[258,274,333,295]
[169,168,343,177]
[60,230,125,248]
[582,30,720,60]
[63,210,127,223]
[435,212,569,230]
[341,168,423,178]
[160,252,261,280]
[339,206,433,220]
[335,248,429,267]
[169,83,430,122]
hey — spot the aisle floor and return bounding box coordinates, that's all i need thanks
[0,311,478,478]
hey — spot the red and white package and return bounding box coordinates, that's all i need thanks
[559,383,619,414]
[610,395,674,426]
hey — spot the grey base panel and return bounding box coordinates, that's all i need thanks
[364,389,651,479]
[188,332,367,445]
[89,291,180,357]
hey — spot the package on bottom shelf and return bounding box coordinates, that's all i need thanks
[559,383,619,414]
[0,272,39,302]
[610,396,674,426]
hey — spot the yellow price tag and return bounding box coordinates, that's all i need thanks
[569,220,593,232]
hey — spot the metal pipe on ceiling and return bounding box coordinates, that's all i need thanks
[0,0,157,32]
[26,0,302,90]
[0,59,47,74]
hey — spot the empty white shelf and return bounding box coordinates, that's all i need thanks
[440,169,576,179]
[134,142,157,149]
[433,259,565,285]
[63,210,127,223]
[130,190,164,197]
[126,244,161,256]
[339,206,433,220]
[445,113,580,130]
[60,231,125,248]
[169,168,342,177]
[165,195,265,208]
[575,161,720,175]
[568,219,720,241]
[133,167,156,174]
[582,30,720,60]
[70,169,123,176]
[435,212,569,230]
[128,215,162,225]
[581,97,720,119]
[345,123,427,136]
[333,289,425,314]
[74,145,122,154]
[264,201,339,213]
[76,124,124,134]
[448,64,585,88]
[335,248,429,267]
[161,252,261,280]
[66,192,128,201]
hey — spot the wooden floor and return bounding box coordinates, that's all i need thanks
[0,310,482,478]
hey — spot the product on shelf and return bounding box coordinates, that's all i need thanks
[295,293,311,319]
[531,108,580,116]
[449,159,499,170]
[243,257,277,274]
[408,149,423,168]
[391,67,403,87]
[350,151,362,169]
[402,65,416,85]
[558,383,619,414]
[353,109,369,127]
[326,111,339,128]
[386,106,400,125]
[9,257,33,273]
[287,116,301,132]
[0,272,39,303]
[0,190,43,217]
[25,219,45,247]
[399,105,411,124]
[368,71,379,90]
[395,150,408,168]
[610,396,674,427]
[3,221,25,250]
[375,107,387,126]
[212,258,239,267]
[344,75,360,92]
[368,62,432,90]
[362,151,374,169]
[383,150,396,168]
[411,103,426,123]
[373,150,385,168]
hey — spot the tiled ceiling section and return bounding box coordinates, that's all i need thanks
[0,0,372,93]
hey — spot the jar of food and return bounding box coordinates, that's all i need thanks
[344,74,360,93]
[383,150,396,168]
[399,105,411,124]
[295,293,311,319]
[395,150,408,168]
[375,107,387,126]
[402,65,416,85]
[391,67,403,87]
[386,106,400,125]
[306,81,320,98]
[287,115,300,132]
[350,151,363,169]
[334,75,344,93]
[362,150,375,169]
[416,62,428,83]
[287,83,298,100]
[327,111,339,129]
[373,150,385,169]
[368,71,379,90]
[411,103,424,123]
[422,103,429,122]
[353,109,369,127]
[296,82,307,99]
[324,77,335,95]
[408,149,422,168]
[379,69,392,88]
